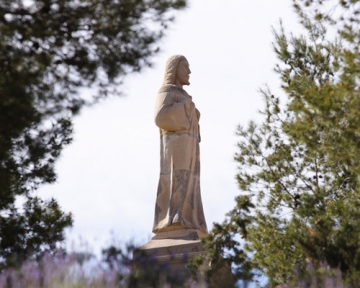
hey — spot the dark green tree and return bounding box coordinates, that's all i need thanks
[203,0,360,287]
[0,0,186,269]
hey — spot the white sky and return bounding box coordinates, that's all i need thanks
[38,0,303,253]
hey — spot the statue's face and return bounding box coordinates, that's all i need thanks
[176,59,191,86]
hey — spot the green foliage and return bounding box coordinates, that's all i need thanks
[0,197,72,270]
[189,195,255,286]
[0,0,186,270]
[204,0,360,286]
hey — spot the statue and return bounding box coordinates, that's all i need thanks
[152,55,207,236]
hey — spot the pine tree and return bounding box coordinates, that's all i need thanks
[204,1,360,286]
[0,0,186,269]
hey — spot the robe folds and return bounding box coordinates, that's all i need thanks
[153,84,207,235]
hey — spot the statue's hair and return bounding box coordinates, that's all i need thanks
[163,55,187,85]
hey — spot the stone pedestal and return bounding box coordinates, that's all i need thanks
[133,229,207,286]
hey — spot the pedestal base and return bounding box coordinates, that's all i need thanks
[133,229,207,285]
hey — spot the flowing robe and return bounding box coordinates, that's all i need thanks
[153,84,207,235]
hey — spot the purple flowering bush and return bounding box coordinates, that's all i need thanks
[0,245,352,287]
[0,251,120,288]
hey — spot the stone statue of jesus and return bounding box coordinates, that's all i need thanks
[152,55,207,236]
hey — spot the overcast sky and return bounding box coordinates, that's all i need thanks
[37,0,303,253]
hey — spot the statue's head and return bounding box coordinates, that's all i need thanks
[163,55,190,86]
